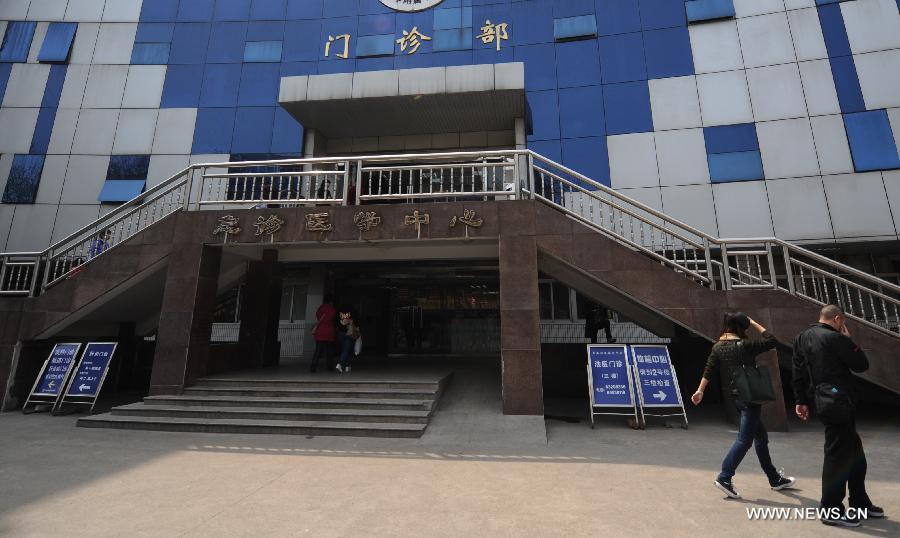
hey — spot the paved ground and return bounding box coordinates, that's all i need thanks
[1,363,899,537]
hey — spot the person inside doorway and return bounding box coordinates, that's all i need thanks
[336,309,360,374]
[309,294,337,373]
[584,301,616,344]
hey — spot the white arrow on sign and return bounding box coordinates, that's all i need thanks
[79,384,90,392]
[652,390,667,402]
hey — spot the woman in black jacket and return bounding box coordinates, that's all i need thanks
[691,312,796,499]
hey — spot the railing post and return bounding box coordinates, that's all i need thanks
[183,167,194,211]
[782,244,796,295]
[355,160,363,206]
[721,243,732,291]
[526,152,535,199]
[765,242,778,290]
[704,238,715,291]
[341,161,351,206]
[29,256,41,297]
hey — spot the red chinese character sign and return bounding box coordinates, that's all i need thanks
[380,0,445,12]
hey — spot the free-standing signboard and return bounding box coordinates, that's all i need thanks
[630,345,688,428]
[586,344,639,428]
[57,342,117,414]
[23,343,81,412]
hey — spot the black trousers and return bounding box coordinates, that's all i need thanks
[821,416,871,509]
[587,324,613,344]
[310,340,334,371]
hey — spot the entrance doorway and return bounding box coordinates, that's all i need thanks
[329,262,500,357]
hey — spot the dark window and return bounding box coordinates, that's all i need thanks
[2,155,45,204]
[554,15,597,42]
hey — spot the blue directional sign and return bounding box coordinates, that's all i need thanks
[631,345,681,407]
[33,343,81,396]
[66,342,116,397]
[587,345,635,407]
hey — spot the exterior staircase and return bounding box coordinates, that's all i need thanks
[78,374,450,438]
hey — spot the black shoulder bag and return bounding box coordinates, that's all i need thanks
[730,341,776,404]
[805,360,853,423]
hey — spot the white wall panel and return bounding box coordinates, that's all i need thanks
[758,118,820,179]
[65,0,105,21]
[688,19,743,74]
[888,108,900,157]
[855,49,900,110]
[7,205,58,252]
[47,109,79,155]
[616,187,663,214]
[841,0,900,55]
[152,108,198,154]
[655,128,710,186]
[61,155,109,205]
[71,108,119,154]
[69,22,100,64]
[0,0,30,20]
[102,0,143,22]
[147,155,191,189]
[122,65,166,109]
[2,64,51,108]
[734,0,784,17]
[810,114,854,175]
[882,170,900,235]
[660,184,719,236]
[784,0,815,8]
[767,177,834,241]
[0,108,40,154]
[608,133,659,189]
[113,109,158,154]
[798,59,841,117]
[58,64,90,108]
[81,64,128,109]
[737,12,796,68]
[0,206,14,251]
[696,70,754,127]
[35,155,69,205]
[27,22,49,63]
[52,204,103,244]
[27,0,69,21]
[92,23,137,65]
[786,7,828,62]
[713,181,775,238]
[648,76,702,131]
[824,173,896,238]
[746,63,807,121]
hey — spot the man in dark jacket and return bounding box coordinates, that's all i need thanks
[792,304,883,527]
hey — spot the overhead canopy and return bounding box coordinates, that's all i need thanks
[278,63,525,139]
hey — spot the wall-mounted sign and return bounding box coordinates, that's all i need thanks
[380,0,445,12]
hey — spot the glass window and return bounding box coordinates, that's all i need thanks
[0,22,37,63]
[433,28,473,52]
[356,34,395,58]
[553,15,597,42]
[539,282,552,320]
[244,40,283,62]
[552,282,570,320]
[2,155,45,204]
[38,23,77,63]
[685,0,735,23]
[131,43,171,65]
[107,155,150,180]
[98,180,146,203]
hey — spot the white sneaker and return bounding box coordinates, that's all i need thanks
[335,364,343,373]
[344,366,351,373]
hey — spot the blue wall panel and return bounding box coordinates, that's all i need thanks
[643,27,693,80]
[703,123,758,154]
[598,32,646,84]
[207,22,248,63]
[170,23,212,64]
[559,85,605,138]
[556,39,601,87]
[288,0,324,19]
[98,180,146,202]
[193,108,237,153]
[132,43,171,64]
[0,22,37,63]
[161,65,204,107]
[817,3,852,58]
[38,23,77,63]
[215,0,252,21]
[232,107,275,153]
[562,136,610,185]
[596,0,641,37]
[238,63,281,105]
[829,55,866,114]
[843,110,900,172]
[271,107,303,153]
[136,23,175,43]
[178,0,215,21]
[527,90,561,141]
[140,0,180,22]
[250,0,287,20]
[603,81,653,135]
[639,0,687,30]
[200,64,242,107]
[0,64,11,102]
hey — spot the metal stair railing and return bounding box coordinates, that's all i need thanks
[0,149,896,338]
[524,152,900,338]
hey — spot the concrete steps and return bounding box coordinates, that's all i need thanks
[77,374,450,438]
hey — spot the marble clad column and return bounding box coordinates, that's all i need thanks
[498,203,544,415]
[149,236,222,395]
